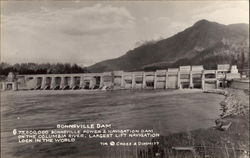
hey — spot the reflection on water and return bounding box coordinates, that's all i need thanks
[1,90,224,158]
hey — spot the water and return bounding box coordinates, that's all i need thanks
[1,90,224,158]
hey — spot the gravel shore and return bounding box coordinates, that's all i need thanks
[141,88,249,158]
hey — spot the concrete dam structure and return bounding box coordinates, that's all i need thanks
[1,64,242,91]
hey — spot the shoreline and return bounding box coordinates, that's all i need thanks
[143,88,249,158]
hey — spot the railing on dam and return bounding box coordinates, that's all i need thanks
[1,64,243,91]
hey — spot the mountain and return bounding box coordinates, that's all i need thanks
[88,19,249,72]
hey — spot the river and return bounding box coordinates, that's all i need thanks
[1,89,224,158]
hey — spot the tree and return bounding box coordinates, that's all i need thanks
[0,62,88,75]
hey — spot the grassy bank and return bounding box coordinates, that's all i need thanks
[140,89,249,158]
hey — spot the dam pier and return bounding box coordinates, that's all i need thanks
[1,64,243,91]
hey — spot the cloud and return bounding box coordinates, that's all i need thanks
[2,4,135,36]
[157,17,169,22]
[1,4,136,65]
[191,1,249,24]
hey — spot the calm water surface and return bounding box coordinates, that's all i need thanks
[1,90,224,158]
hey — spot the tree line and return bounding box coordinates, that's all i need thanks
[0,62,89,76]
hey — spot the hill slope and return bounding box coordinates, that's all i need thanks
[89,19,249,72]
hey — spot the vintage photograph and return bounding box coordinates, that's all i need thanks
[0,0,249,158]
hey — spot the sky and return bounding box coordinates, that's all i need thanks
[1,0,249,66]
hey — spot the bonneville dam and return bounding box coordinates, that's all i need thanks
[1,64,248,91]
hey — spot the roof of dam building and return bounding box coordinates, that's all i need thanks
[217,64,230,71]
[191,66,204,71]
[156,70,167,73]
[179,66,191,71]
[179,65,204,72]
[167,68,179,73]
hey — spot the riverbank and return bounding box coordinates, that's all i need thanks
[143,88,249,158]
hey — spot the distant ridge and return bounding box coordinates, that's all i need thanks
[88,19,249,72]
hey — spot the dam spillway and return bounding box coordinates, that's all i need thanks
[1,64,242,91]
